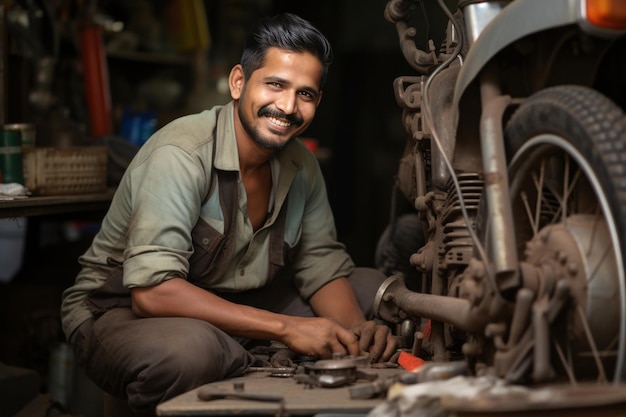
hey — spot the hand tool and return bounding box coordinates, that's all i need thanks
[197,386,284,402]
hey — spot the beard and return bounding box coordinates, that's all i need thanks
[238,102,304,151]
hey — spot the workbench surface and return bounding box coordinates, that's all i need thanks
[157,367,405,416]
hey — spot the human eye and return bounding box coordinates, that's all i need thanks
[298,90,316,101]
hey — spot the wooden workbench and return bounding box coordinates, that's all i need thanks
[157,367,405,417]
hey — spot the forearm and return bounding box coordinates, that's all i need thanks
[131,277,289,340]
[309,277,366,329]
[131,277,363,359]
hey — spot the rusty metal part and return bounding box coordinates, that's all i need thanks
[478,69,519,293]
[305,358,358,385]
[499,217,620,383]
[298,357,379,388]
[385,0,439,74]
[373,275,489,334]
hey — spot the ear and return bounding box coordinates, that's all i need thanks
[316,90,323,107]
[229,64,245,100]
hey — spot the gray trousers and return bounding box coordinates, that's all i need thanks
[69,267,386,413]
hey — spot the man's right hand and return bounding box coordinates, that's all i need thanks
[279,316,361,359]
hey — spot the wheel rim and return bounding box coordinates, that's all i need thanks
[509,133,626,383]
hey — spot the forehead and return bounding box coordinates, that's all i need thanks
[255,47,323,89]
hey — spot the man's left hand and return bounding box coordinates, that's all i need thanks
[350,321,397,363]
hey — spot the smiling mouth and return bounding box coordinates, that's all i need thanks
[267,116,292,128]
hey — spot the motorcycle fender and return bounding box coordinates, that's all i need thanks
[451,0,616,126]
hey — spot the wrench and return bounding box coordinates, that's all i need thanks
[197,386,284,402]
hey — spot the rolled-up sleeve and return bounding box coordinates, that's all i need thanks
[122,145,208,287]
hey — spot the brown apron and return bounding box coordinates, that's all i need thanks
[87,168,292,316]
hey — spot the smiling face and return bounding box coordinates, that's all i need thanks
[229,47,323,151]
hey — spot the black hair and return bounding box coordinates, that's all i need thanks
[240,13,333,88]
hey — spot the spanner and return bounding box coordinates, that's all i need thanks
[197,386,284,402]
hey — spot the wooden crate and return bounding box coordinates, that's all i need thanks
[23,147,108,196]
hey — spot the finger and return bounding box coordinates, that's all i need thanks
[367,326,391,363]
[356,322,376,353]
[336,327,360,357]
[380,333,399,362]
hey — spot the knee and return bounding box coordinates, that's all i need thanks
[142,324,235,386]
[351,267,387,292]
[348,267,387,317]
[126,320,253,409]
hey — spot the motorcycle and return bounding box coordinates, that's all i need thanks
[373,0,626,386]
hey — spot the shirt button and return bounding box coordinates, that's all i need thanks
[239,269,245,276]
[202,238,209,245]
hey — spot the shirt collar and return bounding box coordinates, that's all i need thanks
[214,101,240,172]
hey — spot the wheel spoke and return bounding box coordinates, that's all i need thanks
[587,231,612,286]
[576,305,608,383]
[520,191,538,236]
[587,207,602,256]
[535,159,546,231]
[564,165,583,214]
[562,154,571,220]
[535,170,564,225]
[553,337,577,384]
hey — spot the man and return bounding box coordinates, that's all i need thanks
[61,12,396,413]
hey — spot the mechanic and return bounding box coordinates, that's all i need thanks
[60,12,396,414]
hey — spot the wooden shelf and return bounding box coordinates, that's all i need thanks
[0,188,115,219]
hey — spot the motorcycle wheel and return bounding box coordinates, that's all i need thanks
[505,85,626,384]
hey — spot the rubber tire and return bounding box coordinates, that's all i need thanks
[505,84,626,383]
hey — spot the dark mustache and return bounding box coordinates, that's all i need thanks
[258,106,303,127]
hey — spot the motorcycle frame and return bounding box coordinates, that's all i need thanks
[381,0,626,380]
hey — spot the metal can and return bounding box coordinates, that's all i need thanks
[0,129,23,184]
[4,123,36,148]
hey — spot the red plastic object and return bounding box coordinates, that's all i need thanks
[80,23,112,138]
[398,350,425,372]
[423,319,432,339]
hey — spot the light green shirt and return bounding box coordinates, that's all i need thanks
[61,102,354,339]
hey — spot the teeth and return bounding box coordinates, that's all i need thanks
[268,116,291,127]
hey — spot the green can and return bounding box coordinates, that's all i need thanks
[0,129,24,184]
[4,123,35,148]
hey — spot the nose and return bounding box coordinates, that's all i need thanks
[275,90,297,115]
